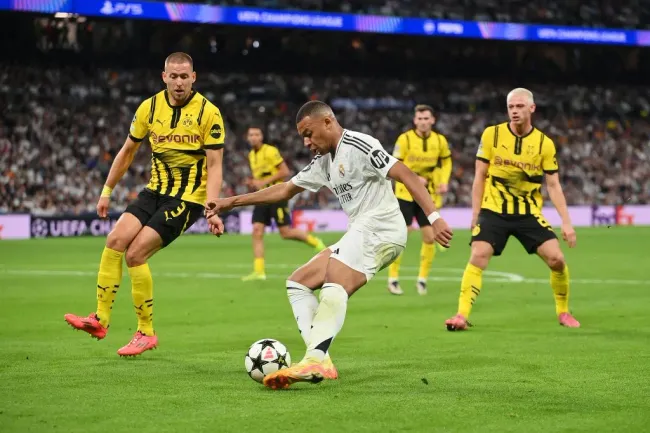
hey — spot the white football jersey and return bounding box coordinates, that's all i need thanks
[291,129,406,245]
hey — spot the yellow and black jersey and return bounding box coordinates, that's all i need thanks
[129,90,225,205]
[392,129,452,202]
[248,144,285,188]
[477,122,558,216]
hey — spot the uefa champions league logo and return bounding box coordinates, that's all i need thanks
[31,218,49,238]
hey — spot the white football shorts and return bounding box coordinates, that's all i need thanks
[329,224,405,281]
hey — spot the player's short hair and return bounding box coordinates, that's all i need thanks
[247,125,265,136]
[414,104,435,116]
[165,52,194,70]
[507,88,534,104]
[296,100,334,124]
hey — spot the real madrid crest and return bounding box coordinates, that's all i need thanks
[338,164,345,177]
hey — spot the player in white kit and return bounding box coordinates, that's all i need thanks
[205,101,453,389]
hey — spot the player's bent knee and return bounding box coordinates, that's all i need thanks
[124,248,147,268]
[469,242,493,269]
[106,229,131,252]
[420,226,435,244]
[288,249,331,289]
[288,265,321,289]
[546,254,566,272]
[320,283,349,306]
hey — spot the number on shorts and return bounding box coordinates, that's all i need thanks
[535,214,551,229]
[164,202,187,221]
[276,207,284,224]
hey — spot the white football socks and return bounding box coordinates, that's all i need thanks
[304,283,348,363]
[286,280,319,345]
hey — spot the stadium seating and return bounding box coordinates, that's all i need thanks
[1,66,648,215]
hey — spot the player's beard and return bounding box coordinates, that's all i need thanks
[170,87,190,104]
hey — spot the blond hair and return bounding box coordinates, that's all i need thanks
[507,88,534,104]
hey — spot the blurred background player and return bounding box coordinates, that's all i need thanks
[445,88,579,331]
[64,52,226,356]
[205,101,453,389]
[242,126,326,281]
[388,105,452,295]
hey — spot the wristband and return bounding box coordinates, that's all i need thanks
[101,185,113,198]
[427,211,441,225]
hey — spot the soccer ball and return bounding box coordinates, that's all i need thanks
[244,338,292,383]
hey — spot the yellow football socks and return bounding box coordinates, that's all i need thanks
[458,263,483,318]
[128,263,154,336]
[550,264,570,315]
[388,253,402,280]
[95,247,124,328]
[253,257,265,275]
[305,234,320,248]
[418,243,435,280]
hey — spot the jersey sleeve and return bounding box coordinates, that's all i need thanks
[201,104,226,150]
[436,135,453,185]
[541,136,559,174]
[363,138,399,179]
[476,127,494,162]
[128,99,151,142]
[290,156,326,192]
[439,134,452,159]
[267,146,284,167]
[392,133,409,160]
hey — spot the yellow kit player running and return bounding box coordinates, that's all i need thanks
[242,127,326,281]
[445,88,580,331]
[64,52,226,356]
[388,105,452,296]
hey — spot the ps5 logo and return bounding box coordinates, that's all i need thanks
[100,1,144,16]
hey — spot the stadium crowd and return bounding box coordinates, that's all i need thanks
[173,0,650,30]
[1,65,649,215]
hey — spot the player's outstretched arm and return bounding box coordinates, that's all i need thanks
[471,160,489,228]
[545,173,576,247]
[205,181,304,217]
[206,148,224,201]
[387,161,453,247]
[97,136,142,218]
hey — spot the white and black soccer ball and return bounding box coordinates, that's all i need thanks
[244,338,291,383]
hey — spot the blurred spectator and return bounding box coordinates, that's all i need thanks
[1,65,648,215]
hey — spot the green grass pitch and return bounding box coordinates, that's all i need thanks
[1,226,649,432]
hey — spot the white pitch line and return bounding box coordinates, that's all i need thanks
[1,268,648,285]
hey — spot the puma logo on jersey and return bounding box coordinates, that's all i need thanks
[155,119,164,125]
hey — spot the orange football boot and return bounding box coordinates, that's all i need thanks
[64,313,108,340]
[117,331,158,357]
